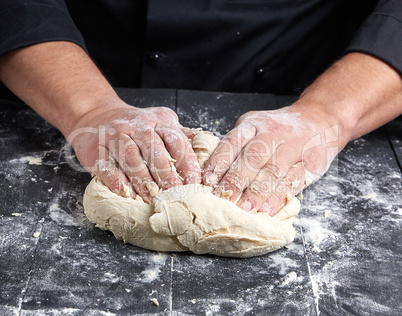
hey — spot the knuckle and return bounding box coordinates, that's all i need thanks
[95,157,117,173]
[284,173,303,192]
[115,131,129,140]
[158,172,181,188]
[222,173,247,192]
[216,156,232,170]
[248,181,270,200]
[263,163,285,179]
[141,141,154,152]
[244,146,267,169]
[123,160,147,176]
[124,144,139,157]
[141,137,160,152]
[230,136,242,148]
[223,132,248,149]
[209,157,231,174]
[206,156,231,175]
[156,107,178,120]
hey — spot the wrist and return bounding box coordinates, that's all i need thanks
[60,94,129,138]
[296,92,355,145]
[291,96,352,151]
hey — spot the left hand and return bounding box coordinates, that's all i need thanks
[202,103,347,215]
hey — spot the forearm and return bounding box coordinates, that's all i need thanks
[295,52,402,142]
[0,41,122,137]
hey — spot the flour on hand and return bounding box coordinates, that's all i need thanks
[83,130,300,258]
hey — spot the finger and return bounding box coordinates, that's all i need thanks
[156,125,201,184]
[261,163,306,216]
[86,145,136,199]
[214,132,281,203]
[107,133,157,203]
[241,162,305,215]
[134,128,183,190]
[235,143,304,213]
[202,124,256,187]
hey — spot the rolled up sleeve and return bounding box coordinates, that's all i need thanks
[0,0,86,57]
[345,0,402,75]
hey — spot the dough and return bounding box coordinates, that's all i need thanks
[191,133,220,169]
[83,132,300,258]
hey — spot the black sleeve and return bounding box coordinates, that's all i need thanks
[0,0,86,57]
[344,0,402,75]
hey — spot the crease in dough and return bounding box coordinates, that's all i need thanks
[83,130,301,258]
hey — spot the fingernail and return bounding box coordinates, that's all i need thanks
[267,205,278,216]
[262,196,276,216]
[240,201,252,212]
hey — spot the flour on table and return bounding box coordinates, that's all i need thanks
[83,130,300,258]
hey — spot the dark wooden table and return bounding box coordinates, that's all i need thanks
[1,89,401,315]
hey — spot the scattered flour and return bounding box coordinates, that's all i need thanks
[102,272,120,283]
[281,271,304,286]
[137,253,168,283]
[49,203,82,227]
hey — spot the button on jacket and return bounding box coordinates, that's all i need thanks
[0,0,401,97]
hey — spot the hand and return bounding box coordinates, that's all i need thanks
[202,103,347,215]
[67,101,201,203]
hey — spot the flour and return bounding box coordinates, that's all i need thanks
[49,203,82,227]
[137,253,168,283]
[268,251,301,275]
[9,150,59,166]
[298,217,340,253]
[281,271,304,286]
[242,109,306,136]
[296,131,402,314]
[102,272,120,283]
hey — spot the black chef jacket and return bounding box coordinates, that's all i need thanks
[0,0,402,99]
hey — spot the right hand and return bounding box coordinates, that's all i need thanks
[67,101,201,203]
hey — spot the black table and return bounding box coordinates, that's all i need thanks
[1,89,401,315]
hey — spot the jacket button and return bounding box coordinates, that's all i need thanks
[149,53,160,63]
[254,68,265,78]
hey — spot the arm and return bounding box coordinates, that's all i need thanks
[0,41,201,201]
[203,52,402,214]
[300,53,402,140]
[0,41,116,136]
